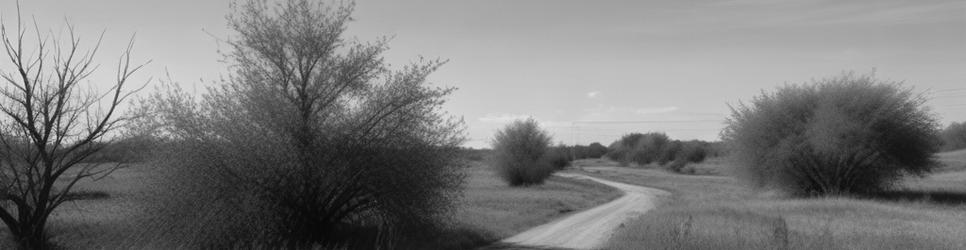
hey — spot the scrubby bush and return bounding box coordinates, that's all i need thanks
[547,145,572,169]
[138,1,466,248]
[723,73,941,196]
[585,142,609,158]
[605,133,712,172]
[679,140,709,163]
[941,122,966,151]
[606,132,671,166]
[657,140,684,165]
[491,118,555,186]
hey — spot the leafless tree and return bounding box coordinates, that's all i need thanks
[0,7,147,248]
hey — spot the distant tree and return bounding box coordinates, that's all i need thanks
[586,142,608,158]
[723,73,941,196]
[606,132,671,166]
[941,122,966,151]
[546,143,572,169]
[141,0,465,248]
[0,9,147,248]
[491,118,555,186]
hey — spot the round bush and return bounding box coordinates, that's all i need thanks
[491,118,555,186]
[722,73,941,196]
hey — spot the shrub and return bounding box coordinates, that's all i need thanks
[941,122,966,151]
[663,141,709,173]
[491,118,555,186]
[658,140,684,165]
[723,72,941,196]
[606,132,671,166]
[585,142,609,158]
[137,1,466,248]
[679,140,709,163]
[547,145,572,169]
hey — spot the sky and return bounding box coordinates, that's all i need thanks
[1,0,964,148]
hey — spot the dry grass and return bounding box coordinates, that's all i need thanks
[455,162,621,240]
[936,149,966,172]
[583,157,966,250]
[2,160,620,249]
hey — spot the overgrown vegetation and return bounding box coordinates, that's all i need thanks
[491,118,556,186]
[592,158,966,250]
[605,132,716,173]
[0,8,146,249]
[542,142,609,170]
[723,72,941,196]
[137,0,466,248]
[941,122,966,152]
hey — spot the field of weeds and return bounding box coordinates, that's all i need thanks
[582,151,966,250]
[2,160,620,249]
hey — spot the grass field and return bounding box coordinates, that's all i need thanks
[584,151,966,250]
[2,160,620,249]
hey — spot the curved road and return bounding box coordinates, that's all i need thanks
[500,172,671,249]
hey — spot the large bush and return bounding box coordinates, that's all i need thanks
[585,142,609,158]
[605,133,711,172]
[723,73,941,196]
[941,122,966,151]
[138,1,466,248]
[547,144,572,169]
[606,132,669,166]
[491,118,555,186]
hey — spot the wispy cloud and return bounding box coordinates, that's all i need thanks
[587,91,601,98]
[635,106,679,115]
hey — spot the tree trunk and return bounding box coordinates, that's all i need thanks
[13,221,49,250]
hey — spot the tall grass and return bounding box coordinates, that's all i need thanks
[608,199,966,250]
[590,160,966,250]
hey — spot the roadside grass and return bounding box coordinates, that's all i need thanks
[451,161,622,247]
[2,160,620,249]
[581,158,966,250]
[936,149,966,172]
[582,157,730,176]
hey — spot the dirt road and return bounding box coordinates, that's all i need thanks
[500,171,670,249]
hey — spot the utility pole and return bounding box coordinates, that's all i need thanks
[571,122,576,161]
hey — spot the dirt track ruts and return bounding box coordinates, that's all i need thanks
[500,171,670,249]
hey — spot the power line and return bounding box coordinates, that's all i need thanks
[931,94,966,99]
[572,119,724,124]
[931,87,966,92]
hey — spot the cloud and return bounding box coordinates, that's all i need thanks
[478,113,532,123]
[587,91,601,98]
[635,106,679,115]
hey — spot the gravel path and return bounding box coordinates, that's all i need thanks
[500,172,670,249]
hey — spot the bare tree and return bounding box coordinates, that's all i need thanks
[0,7,147,248]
